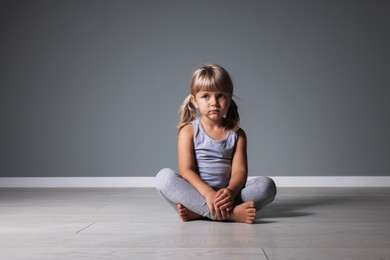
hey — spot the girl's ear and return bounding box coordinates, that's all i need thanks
[191,95,198,108]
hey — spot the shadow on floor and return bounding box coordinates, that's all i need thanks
[257,193,356,220]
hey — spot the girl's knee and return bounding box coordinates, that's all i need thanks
[250,176,277,210]
[266,177,277,199]
[254,176,277,199]
[155,168,176,192]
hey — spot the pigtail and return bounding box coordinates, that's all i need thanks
[224,99,240,132]
[177,94,197,132]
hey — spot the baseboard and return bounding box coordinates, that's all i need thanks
[1,176,390,188]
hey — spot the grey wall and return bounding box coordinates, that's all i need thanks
[1,0,389,177]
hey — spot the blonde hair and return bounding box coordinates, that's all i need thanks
[178,64,240,132]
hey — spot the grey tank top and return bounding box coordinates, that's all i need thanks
[191,118,238,189]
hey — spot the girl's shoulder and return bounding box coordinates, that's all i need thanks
[178,123,194,138]
[235,127,247,141]
[236,127,245,134]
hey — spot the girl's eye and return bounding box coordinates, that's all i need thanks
[202,95,209,99]
[217,94,226,99]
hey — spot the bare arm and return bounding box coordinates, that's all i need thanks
[178,124,220,218]
[178,124,214,196]
[227,128,248,196]
[215,128,248,212]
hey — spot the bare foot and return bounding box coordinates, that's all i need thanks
[177,204,203,222]
[227,201,256,224]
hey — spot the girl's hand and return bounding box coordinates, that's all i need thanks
[204,190,223,220]
[215,188,235,218]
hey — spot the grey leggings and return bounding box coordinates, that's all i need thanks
[155,168,277,220]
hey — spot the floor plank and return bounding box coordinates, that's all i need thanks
[0,187,389,259]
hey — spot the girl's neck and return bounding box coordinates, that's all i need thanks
[200,116,224,130]
[200,117,227,141]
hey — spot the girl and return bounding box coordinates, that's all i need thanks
[156,64,276,224]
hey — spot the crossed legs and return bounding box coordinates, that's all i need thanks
[155,168,276,223]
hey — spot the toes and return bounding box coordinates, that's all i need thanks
[247,201,255,208]
[177,204,189,217]
[246,219,255,224]
[178,208,188,216]
[246,214,256,224]
[248,208,256,214]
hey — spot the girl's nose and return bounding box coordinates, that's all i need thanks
[210,96,217,105]
[211,96,220,107]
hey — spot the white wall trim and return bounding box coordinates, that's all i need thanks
[1,176,390,188]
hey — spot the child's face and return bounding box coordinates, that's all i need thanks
[192,91,231,121]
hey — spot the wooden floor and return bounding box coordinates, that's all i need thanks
[0,187,389,259]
